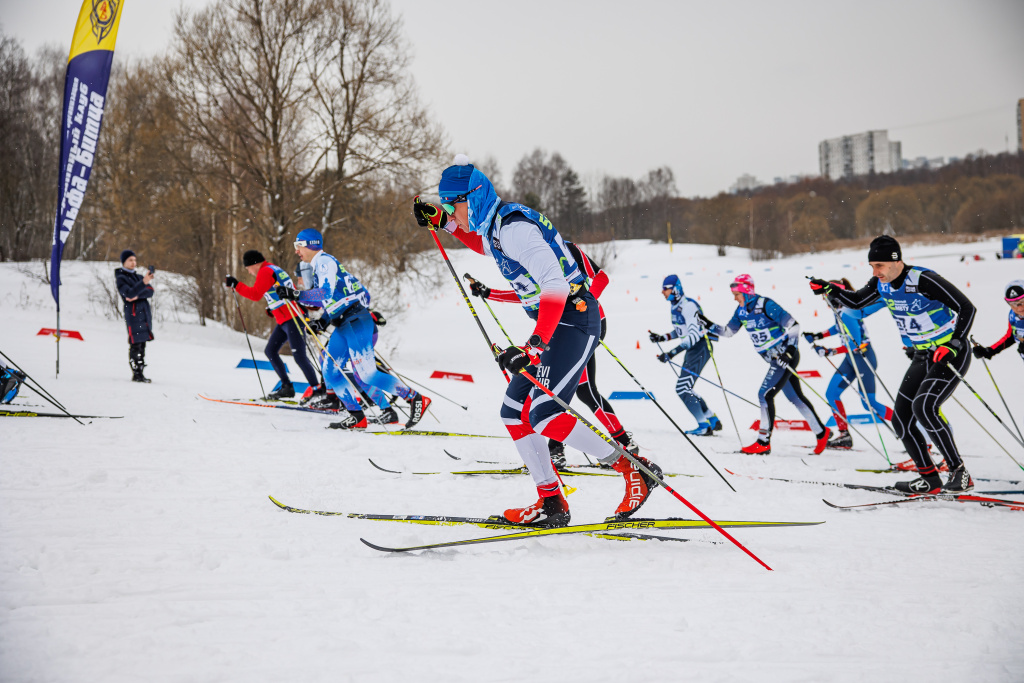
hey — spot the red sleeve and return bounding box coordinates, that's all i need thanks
[534,291,568,345]
[990,322,1015,352]
[449,227,484,255]
[589,271,609,299]
[487,288,522,304]
[234,265,274,302]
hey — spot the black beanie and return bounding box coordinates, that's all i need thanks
[120,249,135,264]
[868,236,902,262]
[242,250,265,267]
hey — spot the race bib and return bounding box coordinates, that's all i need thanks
[894,311,935,338]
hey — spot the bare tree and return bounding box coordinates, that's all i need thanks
[165,0,327,254]
[307,0,447,237]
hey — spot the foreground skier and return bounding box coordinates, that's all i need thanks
[649,274,722,435]
[803,278,892,450]
[972,279,1024,365]
[706,274,830,455]
[414,155,662,527]
[466,240,640,467]
[811,236,976,493]
[277,229,429,430]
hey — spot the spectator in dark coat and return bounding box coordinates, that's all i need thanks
[115,249,155,383]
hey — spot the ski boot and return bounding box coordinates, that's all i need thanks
[611,430,640,456]
[131,366,151,383]
[328,410,368,431]
[708,415,723,432]
[826,430,853,450]
[893,473,942,494]
[812,427,832,455]
[307,391,341,411]
[404,393,431,429]
[741,440,771,455]
[501,484,570,528]
[610,454,662,520]
[943,465,974,493]
[685,421,713,436]
[300,383,327,405]
[372,406,401,426]
[265,383,295,400]
[548,439,567,469]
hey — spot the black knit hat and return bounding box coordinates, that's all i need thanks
[867,236,902,262]
[242,250,265,267]
[120,249,135,264]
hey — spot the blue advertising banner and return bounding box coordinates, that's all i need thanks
[49,0,124,308]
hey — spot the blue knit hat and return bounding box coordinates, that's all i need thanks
[438,154,501,236]
[295,228,323,250]
[439,154,475,203]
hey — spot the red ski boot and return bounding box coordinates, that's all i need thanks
[610,454,662,520]
[502,485,570,528]
[813,427,832,455]
[741,440,771,455]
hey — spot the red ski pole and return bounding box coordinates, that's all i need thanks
[517,370,772,571]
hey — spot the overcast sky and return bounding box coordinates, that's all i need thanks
[5,0,1024,198]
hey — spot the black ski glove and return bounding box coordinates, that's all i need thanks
[971,345,995,360]
[496,335,547,374]
[649,331,669,343]
[803,331,824,343]
[469,280,491,299]
[370,310,387,327]
[903,346,916,360]
[309,317,330,334]
[275,285,300,301]
[224,275,239,289]
[778,345,798,367]
[413,196,452,231]
[656,352,671,363]
[1018,340,1024,357]
[808,278,832,295]
[697,312,716,329]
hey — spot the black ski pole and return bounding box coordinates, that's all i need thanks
[940,357,1024,452]
[230,289,267,399]
[600,339,735,492]
[656,345,759,408]
[971,335,1024,446]
[464,274,516,344]
[375,351,468,411]
[0,350,84,425]
[426,229,510,383]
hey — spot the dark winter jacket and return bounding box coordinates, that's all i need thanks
[115,267,154,343]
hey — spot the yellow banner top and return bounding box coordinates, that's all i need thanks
[67,0,124,62]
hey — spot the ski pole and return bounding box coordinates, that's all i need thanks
[0,350,84,425]
[375,351,469,411]
[780,362,890,464]
[0,349,71,413]
[940,357,1024,451]
[601,339,735,492]
[820,297,892,461]
[704,337,743,446]
[287,301,398,430]
[971,336,1024,446]
[950,395,1023,468]
[464,274,516,345]
[516,368,771,571]
[659,350,759,408]
[231,289,267,399]
[426,229,510,383]
[369,352,439,424]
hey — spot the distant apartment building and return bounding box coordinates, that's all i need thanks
[1018,99,1023,152]
[818,130,903,180]
[902,156,946,171]
[729,173,763,194]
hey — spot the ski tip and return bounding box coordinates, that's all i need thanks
[367,459,402,474]
[443,449,461,461]
[268,495,287,510]
[360,538,406,553]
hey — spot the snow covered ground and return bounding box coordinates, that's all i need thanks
[2,240,1023,682]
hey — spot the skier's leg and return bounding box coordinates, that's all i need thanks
[913,351,970,471]
[283,318,320,387]
[892,355,935,472]
[264,323,290,386]
[321,329,362,412]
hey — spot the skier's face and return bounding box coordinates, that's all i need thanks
[1010,299,1024,316]
[295,245,317,263]
[870,260,903,283]
[732,291,745,305]
[452,202,470,231]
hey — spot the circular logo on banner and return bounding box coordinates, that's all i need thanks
[91,0,119,42]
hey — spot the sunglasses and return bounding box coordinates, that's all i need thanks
[441,185,482,214]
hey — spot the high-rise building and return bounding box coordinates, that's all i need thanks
[1017,99,1023,152]
[818,130,902,180]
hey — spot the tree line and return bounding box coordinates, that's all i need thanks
[2,1,1023,333]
